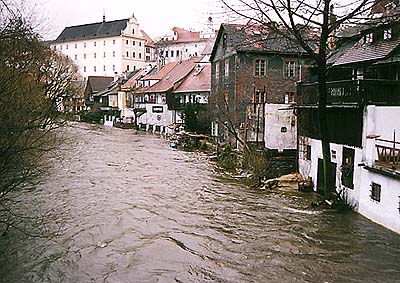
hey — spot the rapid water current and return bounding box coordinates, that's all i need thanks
[1,123,399,283]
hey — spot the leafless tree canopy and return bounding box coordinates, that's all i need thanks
[0,0,78,235]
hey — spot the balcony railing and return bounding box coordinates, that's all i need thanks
[297,79,400,106]
[375,138,400,168]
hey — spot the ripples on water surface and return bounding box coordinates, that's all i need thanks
[1,123,400,283]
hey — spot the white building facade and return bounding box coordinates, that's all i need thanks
[50,15,154,78]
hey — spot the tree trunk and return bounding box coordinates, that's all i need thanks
[317,61,334,198]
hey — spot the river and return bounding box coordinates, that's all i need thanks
[1,123,400,283]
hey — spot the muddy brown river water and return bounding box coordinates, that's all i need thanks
[0,123,400,282]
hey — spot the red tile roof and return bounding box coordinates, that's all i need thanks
[121,69,148,90]
[174,64,211,93]
[141,30,155,48]
[144,61,179,81]
[146,57,201,93]
[158,27,208,44]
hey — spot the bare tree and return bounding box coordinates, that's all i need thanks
[0,0,78,235]
[220,0,379,196]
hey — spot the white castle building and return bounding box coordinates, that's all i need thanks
[50,14,156,78]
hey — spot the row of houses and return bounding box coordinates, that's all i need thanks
[51,5,400,234]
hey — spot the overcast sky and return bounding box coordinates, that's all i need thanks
[38,0,226,40]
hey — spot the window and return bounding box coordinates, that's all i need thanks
[132,29,135,34]
[146,55,150,61]
[83,66,86,72]
[74,54,77,60]
[370,182,381,202]
[83,53,86,59]
[384,28,392,40]
[285,92,295,104]
[75,43,77,49]
[84,43,86,48]
[94,66,97,72]
[254,59,267,76]
[113,51,115,57]
[126,51,129,57]
[364,33,373,44]
[306,145,311,160]
[215,62,219,81]
[139,53,142,59]
[126,39,129,45]
[94,53,96,58]
[133,52,136,58]
[60,45,62,50]
[113,65,115,72]
[103,40,106,46]
[146,47,150,53]
[113,39,116,44]
[342,147,355,189]
[331,150,337,160]
[223,34,227,48]
[225,59,229,78]
[176,50,179,57]
[127,65,130,71]
[139,42,142,47]
[171,50,174,57]
[94,41,96,47]
[165,51,169,57]
[103,52,106,58]
[103,65,106,71]
[281,127,287,133]
[133,41,135,46]
[285,61,296,78]
[66,44,68,49]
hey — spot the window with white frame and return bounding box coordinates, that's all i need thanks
[225,58,229,78]
[254,59,267,76]
[384,28,392,40]
[215,62,219,81]
[364,33,373,44]
[285,61,296,78]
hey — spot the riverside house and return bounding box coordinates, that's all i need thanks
[297,5,400,234]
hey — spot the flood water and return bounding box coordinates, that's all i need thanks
[1,123,400,283]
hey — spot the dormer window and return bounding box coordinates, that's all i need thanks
[222,34,227,48]
[384,28,392,40]
[364,33,373,44]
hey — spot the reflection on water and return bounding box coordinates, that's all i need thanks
[1,123,400,282]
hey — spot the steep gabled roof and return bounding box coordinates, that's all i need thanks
[144,61,179,81]
[174,64,211,93]
[332,37,400,66]
[146,57,201,93]
[121,65,158,90]
[86,76,114,94]
[54,19,129,42]
[210,23,312,60]
[141,30,155,48]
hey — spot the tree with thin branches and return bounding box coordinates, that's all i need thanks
[219,0,381,196]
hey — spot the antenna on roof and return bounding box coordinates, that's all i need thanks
[103,9,106,22]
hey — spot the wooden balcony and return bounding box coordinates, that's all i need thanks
[376,139,400,168]
[297,79,400,106]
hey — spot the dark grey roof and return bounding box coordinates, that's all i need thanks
[211,23,314,58]
[54,19,129,43]
[332,37,400,66]
[86,76,114,94]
